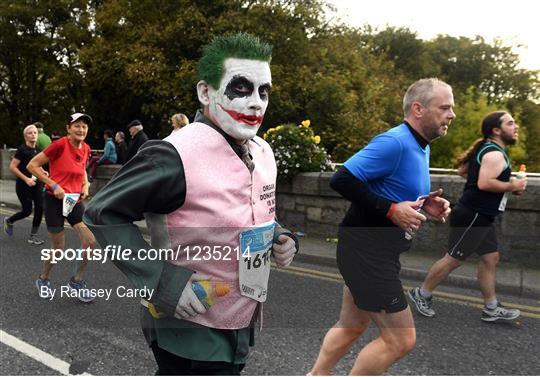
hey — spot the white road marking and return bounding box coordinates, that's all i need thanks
[0,329,92,375]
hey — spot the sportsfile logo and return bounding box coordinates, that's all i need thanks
[40,245,252,264]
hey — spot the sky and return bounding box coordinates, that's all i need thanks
[330,0,539,71]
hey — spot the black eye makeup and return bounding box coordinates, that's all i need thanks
[259,84,272,101]
[224,75,254,100]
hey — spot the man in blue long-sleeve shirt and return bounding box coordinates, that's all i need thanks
[88,129,117,180]
[310,78,454,375]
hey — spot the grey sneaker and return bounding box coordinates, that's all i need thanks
[408,287,435,317]
[28,234,44,245]
[67,278,95,303]
[482,302,520,322]
[36,278,52,299]
[3,218,13,237]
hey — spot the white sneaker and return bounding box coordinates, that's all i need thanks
[408,287,435,317]
[28,234,44,245]
[482,302,520,322]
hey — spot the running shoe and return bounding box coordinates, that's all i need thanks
[36,278,52,299]
[481,302,520,322]
[28,234,44,245]
[67,278,95,303]
[3,218,13,237]
[408,287,435,317]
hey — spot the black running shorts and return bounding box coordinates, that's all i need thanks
[447,204,498,261]
[336,226,410,313]
[44,194,85,233]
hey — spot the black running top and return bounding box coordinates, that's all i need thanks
[459,141,512,217]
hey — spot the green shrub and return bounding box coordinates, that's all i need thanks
[263,120,333,182]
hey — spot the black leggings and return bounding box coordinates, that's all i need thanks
[8,179,44,232]
[150,342,244,375]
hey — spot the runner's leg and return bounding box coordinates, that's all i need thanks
[72,222,95,281]
[40,230,64,279]
[349,307,415,375]
[421,254,462,292]
[478,252,499,304]
[309,285,371,375]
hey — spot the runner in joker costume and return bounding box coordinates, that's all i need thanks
[84,33,298,375]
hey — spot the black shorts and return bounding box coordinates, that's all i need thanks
[447,204,498,261]
[44,194,85,233]
[336,226,410,313]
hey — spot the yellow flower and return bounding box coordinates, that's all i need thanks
[301,120,310,128]
[312,135,321,144]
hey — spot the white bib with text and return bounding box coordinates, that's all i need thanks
[238,220,275,303]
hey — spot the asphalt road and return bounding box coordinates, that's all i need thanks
[1,210,539,375]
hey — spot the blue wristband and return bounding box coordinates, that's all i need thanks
[52,183,58,191]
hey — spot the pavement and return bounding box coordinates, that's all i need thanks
[1,178,538,299]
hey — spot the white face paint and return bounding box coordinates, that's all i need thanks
[199,58,272,141]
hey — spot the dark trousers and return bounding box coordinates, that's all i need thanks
[150,342,245,376]
[88,156,112,179]
[8,179,43,231]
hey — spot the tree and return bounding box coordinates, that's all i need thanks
[0,0,92,146]
[426,35,540,103]
[357,26,440,80]
[1,0,538,173]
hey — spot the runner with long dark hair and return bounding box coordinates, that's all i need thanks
[409,111,526,322]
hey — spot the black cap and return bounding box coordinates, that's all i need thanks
[127,119,142,129]
[69,113,93,126]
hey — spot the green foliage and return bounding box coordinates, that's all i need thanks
[357,26,440,79]
[1,0,539,171]
[0,0,93,145]
[426,36,540,104]
[265,30,405,161]
[263,120,332,182]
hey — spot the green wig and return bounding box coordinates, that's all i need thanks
[198,33,273,89]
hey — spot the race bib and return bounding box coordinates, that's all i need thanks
[498,192,509,212]
[238,220,276,303]
[63,193,80,216]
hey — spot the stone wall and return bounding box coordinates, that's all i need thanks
[277,172,540,268]
[85,166,539,267]
[1,149,16,180]
[89,164,122,196]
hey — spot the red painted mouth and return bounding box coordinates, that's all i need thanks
[218,104,263,126]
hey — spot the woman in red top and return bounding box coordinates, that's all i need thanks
[28,113,96,302]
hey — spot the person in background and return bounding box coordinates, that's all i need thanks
[126,119,149,161]
[3,124,45,244]
[87,129,117,181]
[115,131,128,165]
[170,113,189,134]
[27,112,96,303]
[35,121,51,151]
